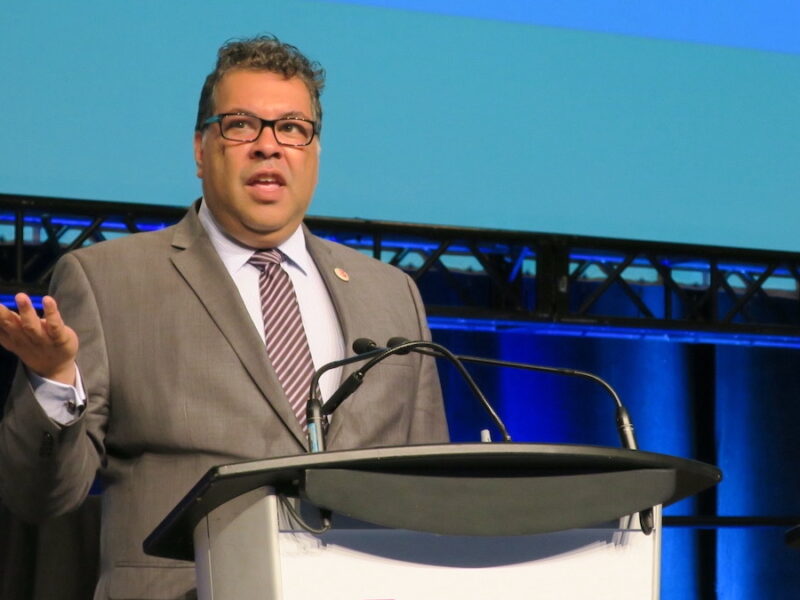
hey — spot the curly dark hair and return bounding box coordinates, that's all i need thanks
[195,34,325,133]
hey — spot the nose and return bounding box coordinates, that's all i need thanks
[248,123,282,160]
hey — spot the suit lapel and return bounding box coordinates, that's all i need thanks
[169,208,308,448]
[304,228,370,447]
[304,229,356,357]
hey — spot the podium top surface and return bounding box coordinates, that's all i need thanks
[144,442,721,560]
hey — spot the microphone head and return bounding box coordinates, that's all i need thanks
[387,336,412,354]
[352,338,379,354]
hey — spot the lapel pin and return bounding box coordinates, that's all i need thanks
[334,267,350,282]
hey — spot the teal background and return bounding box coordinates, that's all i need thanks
[1,0,798,250]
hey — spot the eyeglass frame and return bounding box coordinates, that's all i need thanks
[201,112,318,147]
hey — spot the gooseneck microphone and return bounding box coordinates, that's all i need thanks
[385,337,654,534]
[352,338,380,354]
[306,338,385,453]
[387,337,639,450]
[352,339,512,443]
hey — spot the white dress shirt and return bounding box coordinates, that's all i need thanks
[34,201,345,425]
[197,201,345,401]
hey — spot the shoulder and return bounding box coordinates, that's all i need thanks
[56,226,174,278]
[49,209,202,297]
[60,207,197,269]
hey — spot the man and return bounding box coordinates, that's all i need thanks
[0,36,448,599]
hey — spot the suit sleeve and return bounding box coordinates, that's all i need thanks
[0,254,108,522]
[404,273,450,444]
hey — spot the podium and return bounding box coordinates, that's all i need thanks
[145,443,721,599]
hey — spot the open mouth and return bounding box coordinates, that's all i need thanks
[246,171,286,190]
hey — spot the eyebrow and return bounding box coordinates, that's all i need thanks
[224,108,313,120]
[280,110,312,120]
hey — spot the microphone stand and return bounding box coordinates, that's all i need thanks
[306,344,385,453]
[343,340,511,442]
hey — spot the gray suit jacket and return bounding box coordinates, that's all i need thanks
[0,206,447,599]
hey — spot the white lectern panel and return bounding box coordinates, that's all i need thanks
[194,487,661,600]
[278,515,660,600]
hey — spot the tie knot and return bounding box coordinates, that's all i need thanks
[249,248,283,270]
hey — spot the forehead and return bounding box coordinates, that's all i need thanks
[213,69,313,116]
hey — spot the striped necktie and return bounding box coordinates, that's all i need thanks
[249,249,315,430]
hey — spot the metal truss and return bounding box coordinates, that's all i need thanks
[3,193,800,345]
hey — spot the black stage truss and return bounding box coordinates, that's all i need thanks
[2,192,800,346]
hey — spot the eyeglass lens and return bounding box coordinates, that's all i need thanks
[219,115,313,145]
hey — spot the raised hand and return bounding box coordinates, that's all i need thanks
[0,293,78,385]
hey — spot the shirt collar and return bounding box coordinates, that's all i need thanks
[197,200,311,276]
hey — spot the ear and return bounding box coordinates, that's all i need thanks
[193,131,204,179]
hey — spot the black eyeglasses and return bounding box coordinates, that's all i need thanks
[202,113,317,146]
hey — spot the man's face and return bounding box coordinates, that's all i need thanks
[193,69,319,248]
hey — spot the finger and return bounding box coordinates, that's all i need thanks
[0,303,23,351]
[15,293,45,341]
[0,313,13,342]
[14,292,34,313]
[0,302,20,330]
[42,295,67,341]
